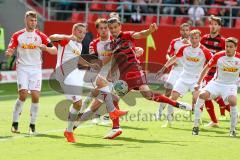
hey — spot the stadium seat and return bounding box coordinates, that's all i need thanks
[207,5,220,15]
[88,13,99,23]
[90,1,104,11]
[71,12,85,22]
[100,13,109,19]
[175,17,188,25]
[105,0,118,12]
[234,19,240,28]
[160,17,174,26]
[145,15,158,24]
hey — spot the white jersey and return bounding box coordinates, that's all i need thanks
[167,37,188,71]
[208,51,240,85]
[89,37,112,77]
[176,44,212,83]
[8,29,51,68]
[56,39,82,69]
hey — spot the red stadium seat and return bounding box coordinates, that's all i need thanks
[234,19,240,28]
[105,0,118,12]
[88,13,99,23]
[207,5,220,15]
[100,13,109,19]
[90,1,104,11]
[145,15,158,24]
[71,12,85,22]
[160,17,174,26]
[175,17,188,25]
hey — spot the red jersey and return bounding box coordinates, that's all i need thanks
[201,34,225,77]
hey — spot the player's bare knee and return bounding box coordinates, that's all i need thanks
[228,96,237,106]
[199,91,210,100]
[19,90,28,101]
[170,91,179,100]
[73,100,82,110]
[141,91,152,100]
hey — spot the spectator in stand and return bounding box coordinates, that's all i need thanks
[117,0,133,22]
[162,0,177,15]
[218,8,230,27]
[175,0,188,15]
[188,0,205,26]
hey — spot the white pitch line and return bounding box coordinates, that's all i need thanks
[0,124,94,142]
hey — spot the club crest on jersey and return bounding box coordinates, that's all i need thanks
[72,49,81,56]
[21,43,37,49]
[186,56,200,62]
[223,66,238,72]
[214,42,219,46]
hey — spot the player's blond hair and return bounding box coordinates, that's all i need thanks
[95,18,108,28]
[209,15,222,26]
[25,11,37,18]
[190,29,201,37]
[107,17,121,25]
[226,37,239,46]
[73,23,86,31]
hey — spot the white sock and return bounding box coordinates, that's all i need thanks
[13,99,24,122]
[30,103,39,124]
[67,105,79,132]
[194,98,205,127]
[167,105,174,122]
[158,103,166,118]
[230,106,238,131]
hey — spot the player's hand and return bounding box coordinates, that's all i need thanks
[5,48,14,58]
[155,66,167,80]
[38,44,47,51]
[194,83,200,91]
[149,23,158,33]
[135,47,144,57]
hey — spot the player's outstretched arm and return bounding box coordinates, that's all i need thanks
[49,34,77,42]
[132,23,158,39]
[5,48,15,58]
[194,65,211,91]
[155,55,177,80]
[38,44,57,55]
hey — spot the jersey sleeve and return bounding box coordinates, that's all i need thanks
[167,40,175,56]
[208,52,223,68]
[175,45,185,57]
[8,33,18,49]
[203,48,212,61]
[123,31,135,40]
[58,39,69,47]
[37,31,51,46]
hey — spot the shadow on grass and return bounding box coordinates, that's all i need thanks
[73,142,124,148]
[98,124,148,131]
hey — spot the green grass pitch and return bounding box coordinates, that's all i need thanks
[0,81,240,160]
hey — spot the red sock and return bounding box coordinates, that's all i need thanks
[152,93,177,107]
[112,100,120,129]
[215,97,226,116]
[205,100,218,123]
[225,105,230,112]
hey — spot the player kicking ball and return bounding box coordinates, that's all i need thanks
[192,37,239,137]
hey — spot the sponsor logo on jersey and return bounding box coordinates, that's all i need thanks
[223,66,238,72]
[72,49,81,56]
[186,56,200,62]
[21,43,37,49]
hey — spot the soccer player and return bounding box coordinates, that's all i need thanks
[107,17,191,111]
[200,15,230,127]
[192,37,239,137]
[5,11,57,134]
[158,23,190,121]
[156,29,212,127]
[51,22,127,143]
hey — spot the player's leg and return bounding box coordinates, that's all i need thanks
[204,100,219,127]
[158,87,172,120]
[29,90,40,134]
[215,97,229,120]
[192,90,211,135]
[227,95,238,137]
[11,68,29,133]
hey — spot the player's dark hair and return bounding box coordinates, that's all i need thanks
[107,17,121,25]
[25,11,37,18]
[226,37,238,46]
[180,23,190,29]
[95,18,108,28]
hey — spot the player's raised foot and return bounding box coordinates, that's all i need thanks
[109,109,128,120]
[104,128,122,139]
[192,127,199,135]
[229,130,237,137]
[29,124,36,135]
[11,122,20,134]
[204,121,219,128]
[161,121,173,128]
[64,130,76,143]
[176,102,192,111]
[219,115,227,121]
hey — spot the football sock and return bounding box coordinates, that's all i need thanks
[13,99,24,122]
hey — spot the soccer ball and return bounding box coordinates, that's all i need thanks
[113,80,128,96]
